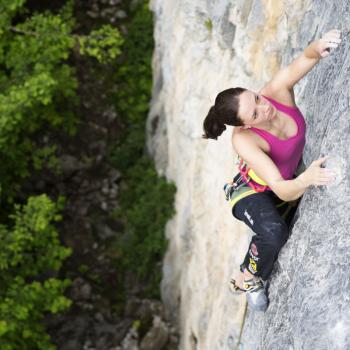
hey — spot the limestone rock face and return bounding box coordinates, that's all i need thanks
[240,2,350,349]
[147,0,350,349]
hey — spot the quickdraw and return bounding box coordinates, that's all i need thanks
[237,158,268,193]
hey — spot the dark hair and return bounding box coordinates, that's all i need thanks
[202,87,246,140]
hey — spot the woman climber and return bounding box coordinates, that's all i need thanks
[202,29,341,311]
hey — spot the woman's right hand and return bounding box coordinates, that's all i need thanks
[297,157,335,187]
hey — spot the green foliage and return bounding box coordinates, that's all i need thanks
[109,3,176,298]
[111,125,146,171]
[114,3,153,123]
[0,195,72,349]
[78,25,123,64]
[0,1,126,346]
[0,0,123,200]
[0,1,26,36]
[0,2,77,199]
[78,264,89,275]
[110,2,154,171]
[115,157,176,295]
[132,320,141,330]
[6,13,75,73]
[32,145,59,172]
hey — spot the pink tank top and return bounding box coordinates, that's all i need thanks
[249,95,306,180]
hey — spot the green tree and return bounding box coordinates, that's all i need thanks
[0,195,72,350]
[109,3,176,298]
[0,0,123,201]
[0,0,125,347]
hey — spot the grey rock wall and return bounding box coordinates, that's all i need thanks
[148,0,350,349]
[241,1,350,349]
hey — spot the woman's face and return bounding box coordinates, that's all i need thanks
[237,90,277,128]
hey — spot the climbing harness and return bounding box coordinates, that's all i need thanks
[223,156,269,208]
[237,157,268,193]
[224,156,302,221]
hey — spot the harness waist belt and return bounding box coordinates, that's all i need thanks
[247,169,267,186]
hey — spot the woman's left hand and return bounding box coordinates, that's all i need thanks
[317,29,341,58]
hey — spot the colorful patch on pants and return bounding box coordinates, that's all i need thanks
[251,243,258,256]
[249,243,260,261]
[248,258,257,273]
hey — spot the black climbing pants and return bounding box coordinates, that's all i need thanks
[232,190,300,281]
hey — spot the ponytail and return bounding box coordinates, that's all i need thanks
[202,87,246,140]
[202,106,226,140]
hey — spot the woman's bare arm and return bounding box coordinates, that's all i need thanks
[265,29,341,92]
[232,133,334,201]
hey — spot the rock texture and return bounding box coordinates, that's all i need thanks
[148,0,350,349]
[240,2,350,350]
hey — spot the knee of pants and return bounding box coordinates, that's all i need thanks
[255,221,289,251]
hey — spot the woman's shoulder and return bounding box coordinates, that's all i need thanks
[232,126,251,141]
[231,127,271,166]
[232,127,269,153]
[259,85,296,108]
[232,127,251,148]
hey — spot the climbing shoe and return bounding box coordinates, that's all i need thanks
[229,277,268,312]
[243,278,268,311]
